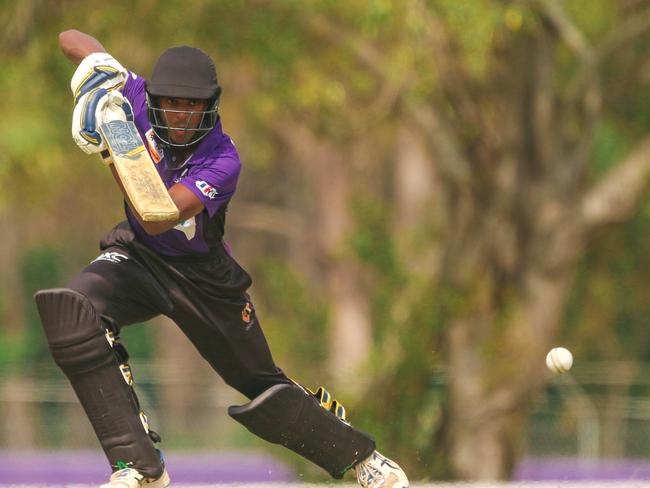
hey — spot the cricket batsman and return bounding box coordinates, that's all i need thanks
[34,29,410,488]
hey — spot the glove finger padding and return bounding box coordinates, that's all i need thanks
[104,90,134,123]
[71,52,127,103]
[72,89,133,155]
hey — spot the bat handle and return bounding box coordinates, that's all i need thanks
[100,149,114,166]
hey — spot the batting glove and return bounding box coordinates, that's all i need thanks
[71,52,127,104]
[72,89,134,155]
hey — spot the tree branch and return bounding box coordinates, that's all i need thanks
[580,136,650,231]
[228,202,307,242]
[536,0,594,63]
[251,0,418,134]
[412,0,487,139]
[596,7,650,63]
[535,0,598,109]
[529,23,559,175]
[408,102,473,188]
[302,13,386,78]
[535,0,602,192]
[267,115,328,179]
[299,10,415,132]
[0,0,36,52]
[564,4,650,104]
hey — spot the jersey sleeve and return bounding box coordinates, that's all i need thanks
[121,71,146,115]
[180,156,241,218]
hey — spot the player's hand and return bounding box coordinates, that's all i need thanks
[71,89,134,155]
[70,52,127,104]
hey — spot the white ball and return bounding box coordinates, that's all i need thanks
[546,347,573,374]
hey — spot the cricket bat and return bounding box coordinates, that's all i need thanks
[99,120,179,222]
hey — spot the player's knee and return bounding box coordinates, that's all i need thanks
[221,372,286,400]
[34,288,114,372]
[228,378,270,400]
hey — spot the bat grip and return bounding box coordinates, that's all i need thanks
[100,149,114,166]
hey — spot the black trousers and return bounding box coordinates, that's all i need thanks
[41,221,377,480]
[69,221,291,399]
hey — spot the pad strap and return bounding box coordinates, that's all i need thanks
[309,386,348,423]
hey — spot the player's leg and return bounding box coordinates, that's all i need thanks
[176,299,407,485]
[35,247,172,486]
[171,305,376,476]
[162,249,407,485]
[227,378,408,487]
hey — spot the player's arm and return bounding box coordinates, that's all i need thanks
[109,166,204,235]
[59,29,106,64]
[65,32,129,153]
[60,31,182,227]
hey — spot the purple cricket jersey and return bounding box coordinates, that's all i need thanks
[120,72,241,256]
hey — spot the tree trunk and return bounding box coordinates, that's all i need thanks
[443,266,575,479]
[270,120,373,390]
[436,159,584,479]
[155,317,220,444]
[1,376,37,448]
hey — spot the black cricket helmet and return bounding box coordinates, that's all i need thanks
[145,46,222,148]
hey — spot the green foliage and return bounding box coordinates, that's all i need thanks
[19,246,63,372]
[252,258,329,383]
[347,195,450,477]
[0,333,26,369]
[565,201,650,361]
[120,322,155,359]
[355,281,448,478]
[349,197,405,343]
[564,0,617,41]
[590,120,631,179]
[432,0,507,79]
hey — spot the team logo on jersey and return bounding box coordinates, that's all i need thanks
[196,180,218,200]
[92,252,129,264]
[145,129,163,163]
[242,302,253,324]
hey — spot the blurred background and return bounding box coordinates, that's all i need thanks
[2,0,650,484]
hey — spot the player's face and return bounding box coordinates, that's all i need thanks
[158,97,210,145]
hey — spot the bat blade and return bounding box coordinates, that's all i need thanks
[99,120,179,222]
